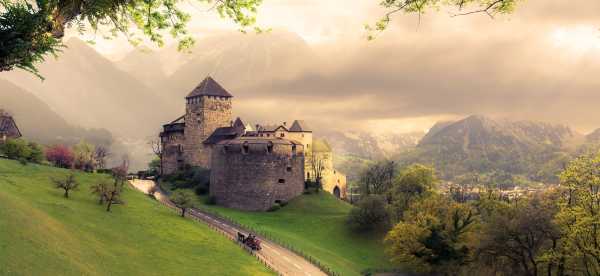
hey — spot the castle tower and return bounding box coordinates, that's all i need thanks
[183,76,233,168]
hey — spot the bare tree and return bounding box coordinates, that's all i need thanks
[149,137,163,176]
[51,174,79,198]
[94,145,110,170]
[310,153,327,192]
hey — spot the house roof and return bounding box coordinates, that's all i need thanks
[203,126,243,145]
[186,76,233,98]
[233,117,245,130]
[0,112,22,138]
[289,120,311,132]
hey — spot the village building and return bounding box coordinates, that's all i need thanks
[0,110,22,143]
[160,76,347,211]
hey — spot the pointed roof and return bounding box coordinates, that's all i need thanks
[186,76,233,98]
[233,117,245,129]
[0,111,22,138]
[289,120,311,132]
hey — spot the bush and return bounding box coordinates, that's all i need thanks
[27,142,44,163]
[163,165,210,193]
[347,195,390,232]
[1,138,32,160]
[46,144,74,168]
[267,204,281,212]
[205,195,217,205]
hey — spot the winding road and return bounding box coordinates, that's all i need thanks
[129,179,327,276]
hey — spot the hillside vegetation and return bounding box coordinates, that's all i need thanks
[0,159,272,276]
[397,115,593,184]
[198,192,393,276]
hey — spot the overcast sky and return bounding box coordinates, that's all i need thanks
[71,0,600,134]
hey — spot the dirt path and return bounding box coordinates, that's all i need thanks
[129,179,327,276]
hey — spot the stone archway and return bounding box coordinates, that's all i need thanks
[333,186,341,199]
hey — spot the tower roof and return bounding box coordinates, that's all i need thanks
[289,120,311,132]
[186,76,233,99]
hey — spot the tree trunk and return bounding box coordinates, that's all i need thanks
[106,193,113,212]
[181,208,186,217]
[64,189,69,198]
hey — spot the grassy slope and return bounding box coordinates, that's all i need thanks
[0,159,272,276]
[198,192,393,276]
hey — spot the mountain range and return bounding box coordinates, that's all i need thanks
[396,115,599,184]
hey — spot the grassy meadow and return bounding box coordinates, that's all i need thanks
[197,192,394,276]
[0,159,273,276]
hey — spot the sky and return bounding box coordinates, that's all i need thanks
[68,0,600,134]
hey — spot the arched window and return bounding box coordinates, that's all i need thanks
[291,144,297,156]
[267,141,273,154]
[242,141,249,154]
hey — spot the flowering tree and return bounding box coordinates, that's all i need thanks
[46,144,74,168]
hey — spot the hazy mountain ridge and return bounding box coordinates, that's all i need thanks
[404,115,587,183]
[0,79,114,147]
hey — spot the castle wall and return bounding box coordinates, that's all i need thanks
[184,96,232,169]
[286,131,313,179]
[210,141,305,211]
[161,132,185,175]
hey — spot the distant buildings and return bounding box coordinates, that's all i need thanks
[159,77,347,211]
[0,110,21,143]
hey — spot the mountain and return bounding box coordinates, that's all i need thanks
[0,79,113,147]
[403,115,585,183]
[0,38,177,139]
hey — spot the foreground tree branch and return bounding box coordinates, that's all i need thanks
[0,0,262,78]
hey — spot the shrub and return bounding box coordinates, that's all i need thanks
[267,204,281,212]
[163,165,210,193]
[46,144,74,168]
[1,138,31,160]
[205,195,217,205]
[347,195,390,232]
[27,142,44,163]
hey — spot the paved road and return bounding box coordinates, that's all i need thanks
[129,179,327,276]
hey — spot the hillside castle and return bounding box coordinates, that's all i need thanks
[160,77,346,211]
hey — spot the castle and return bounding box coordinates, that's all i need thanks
[160,77,346,211]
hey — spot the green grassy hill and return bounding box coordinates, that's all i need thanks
[0,159,273,276]
[198,192,394,276]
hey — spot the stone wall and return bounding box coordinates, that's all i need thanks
[183,96,232,169]
[161,131,185,175]
[210,139,305,211]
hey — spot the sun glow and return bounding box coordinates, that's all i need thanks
[550,25,600,53]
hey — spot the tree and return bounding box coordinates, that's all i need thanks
[476,195,561,276]
[51,174,79,198]
[368,0,519,39]
[347,195,390,232]
[385,194,476,274]
[0,138,32,161]
[309,153,327,192]
[149,138,163,176]
[27,142,45,163]
[553,153,600,275]
[90,180,111,204]
[359,160,396,197]
[94,145,110,170]
[0,0,262,78]
[388,164,438,221]
[73,140,96,172]
[46,144,74,168]
[170,189,196,217]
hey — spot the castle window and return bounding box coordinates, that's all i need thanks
[286,166,292,172]
[280,133,285,138]
[242,141,249,154]
[267,141,273,154]
[307,172,310,178]
[278,179,286,184]
[291,145,297,156]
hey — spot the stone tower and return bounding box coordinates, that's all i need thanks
[183,76,233,168]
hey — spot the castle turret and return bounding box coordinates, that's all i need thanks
[183,76,233,168]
